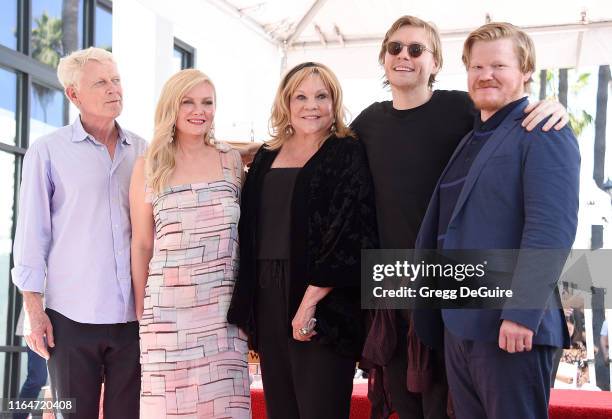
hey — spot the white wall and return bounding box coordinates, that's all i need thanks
[113,0,281,143]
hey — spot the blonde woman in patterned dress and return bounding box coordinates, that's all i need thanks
[129,69,250,418]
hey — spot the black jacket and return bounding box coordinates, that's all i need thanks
[227,134,378,359]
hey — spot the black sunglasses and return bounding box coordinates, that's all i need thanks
[386,41,433,58]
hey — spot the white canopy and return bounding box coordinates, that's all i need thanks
[113,0,612,145]
[208,0,612,74]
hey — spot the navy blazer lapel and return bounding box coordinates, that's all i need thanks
[447,104,526,227]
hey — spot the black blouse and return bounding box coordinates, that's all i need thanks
[228,135,379,359]
[256,168,300,260]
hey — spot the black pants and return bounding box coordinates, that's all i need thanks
[385,347,449,419]
[46,309,140,419]
[385,311,449,419]
[256,260,355,419]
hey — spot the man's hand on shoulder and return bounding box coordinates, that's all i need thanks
[522,99,569,132]
[498,319,534,353]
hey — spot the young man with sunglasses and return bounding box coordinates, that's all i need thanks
[353,15,568,419]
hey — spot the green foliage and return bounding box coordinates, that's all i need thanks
[31,11,63,123]
[31,12,63,68]
[537,69,593,137]
[569,110,593,137]
[572,73,591,94]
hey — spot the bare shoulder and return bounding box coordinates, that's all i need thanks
[131,156,146,179]
[134,155,146,169]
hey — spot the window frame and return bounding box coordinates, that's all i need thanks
[0,0,112,399]
[174,37,196,70]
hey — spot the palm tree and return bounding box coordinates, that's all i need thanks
[30,12,63,123]
[539,70,547,100]
[62,0,79,54]
[593,65,610,189]
[559,68,568,107]
[31,12,63,67]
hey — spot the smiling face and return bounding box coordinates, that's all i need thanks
[467,38,531,120]
[175,81,215,140]
[68,60,123,120]
[383,25,439,91]
[288,73,334,139]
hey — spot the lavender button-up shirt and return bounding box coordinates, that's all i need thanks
[11,117,147,324]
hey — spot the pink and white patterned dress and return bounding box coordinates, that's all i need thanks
[139,145,250,418]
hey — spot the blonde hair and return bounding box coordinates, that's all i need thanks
[462,22,535,89]
[379,16,443,88]
[267,62,353,150]
[145,69,216,193]
[57,47,115,89]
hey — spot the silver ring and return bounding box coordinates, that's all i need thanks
[299,327,309,336]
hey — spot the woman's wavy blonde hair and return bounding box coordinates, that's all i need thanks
[267,62,353,150]
[145,69,216,193]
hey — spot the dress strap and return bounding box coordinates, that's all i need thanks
[216,142,243,186]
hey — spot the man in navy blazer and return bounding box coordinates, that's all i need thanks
[414,23,580,419]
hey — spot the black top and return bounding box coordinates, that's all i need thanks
[257,168,300,260]
[228,135,379,359]
[437,96,528,247]
[351,90,476,249]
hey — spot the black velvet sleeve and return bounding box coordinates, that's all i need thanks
[227,145,271,337]
[308,138,379,288]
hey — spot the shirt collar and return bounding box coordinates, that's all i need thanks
[70,116,132,145]
[116,124,131,145]
[474,96,528,133]
[70,116,90,143]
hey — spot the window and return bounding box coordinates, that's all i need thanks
[0,152,16,342]
[0,68,17,146]
[95,0,112,50]
[173,38,195,72]
[0,0,18,50]
[30,82,67,143]
[0,151,16,399]
[0,0,111,399]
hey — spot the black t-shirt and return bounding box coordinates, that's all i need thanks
[351,90,476,249]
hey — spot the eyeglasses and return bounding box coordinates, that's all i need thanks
[386,41,433,58]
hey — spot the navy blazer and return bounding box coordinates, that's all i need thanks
[414,102,579,350]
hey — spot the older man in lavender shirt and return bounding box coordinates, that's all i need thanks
[11,47,146,418]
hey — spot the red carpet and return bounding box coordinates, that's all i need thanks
[252,383,612,419]
[96,384,612,418]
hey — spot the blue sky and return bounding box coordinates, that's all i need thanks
[0,68,16,115]
[0,1,17,49]
[95,4,112,49]
[30,84,64,126]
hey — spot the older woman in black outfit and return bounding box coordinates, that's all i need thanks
[228,62,378,419]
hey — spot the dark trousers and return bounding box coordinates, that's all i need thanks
[550,347,563,386]
[256,260,355,419]
[46,309,140,419]
[384,311,449,419]
[13,347,48,419]
[385,346,449,419]
[444,328,555,419]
